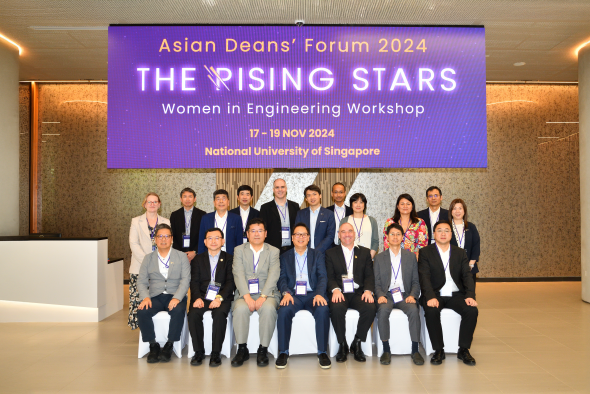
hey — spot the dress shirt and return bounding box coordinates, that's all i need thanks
[341,245,359,289]
[452,221,465,248]
[183,207,193,235]
[276,201,291,247]
[208,251,221,282]
[333,204,346,244]
[214,211,228,251]
[250,244,263,274]
[294,248,312,291]
[429,207,441,244]
[388,247,405,292]
[437,245,459,296]
[157,249,171,293]
[309,206,321,249]
[239,206,250,230]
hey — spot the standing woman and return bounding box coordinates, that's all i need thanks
[128,192,171,329]
[448,199,481,288]
[338,193,380,258]
[383,194,428,258]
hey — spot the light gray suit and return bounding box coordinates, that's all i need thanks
[374,247,421,342]
[137,248,190,301]
[232,242,281,347]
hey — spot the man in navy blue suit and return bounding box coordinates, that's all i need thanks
[198,190,243,254]
[294,185,336,254]
[275,223,331,369]
[229,185,260,244]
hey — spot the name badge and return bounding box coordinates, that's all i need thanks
[296,280,307,295]
[391,287,403,303]
[342,275,354,293]
[183,234,190,248]
[248,278,260,294]
[205,282,221,301]
[281,226,290,239]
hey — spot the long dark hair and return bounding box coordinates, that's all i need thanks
[448,198,469,229]
[392,194,419,224]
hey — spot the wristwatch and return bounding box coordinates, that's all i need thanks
[282,291,291,297]
[215,295,224,301]
[260,294,268,299]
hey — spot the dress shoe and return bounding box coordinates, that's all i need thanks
[411,352,425,365]
[256,345,269,367]
[335,342,349,363]
[380,351,391,365]
[190,350,205,366]
[147,343,160,363]
[457,347,476,366]
[209,351,222,367]
[318,353,331,369]
[231,346,249,367]
[430,349,446,365]
[158,342,173,363]
[350,337,366,362]
[275,353,289,369]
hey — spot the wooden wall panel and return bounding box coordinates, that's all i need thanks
[216,169,274,210]
[313,168,360,207]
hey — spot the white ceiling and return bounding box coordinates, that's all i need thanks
[1,0,590,81]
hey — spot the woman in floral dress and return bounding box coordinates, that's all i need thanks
[383,193,428,257]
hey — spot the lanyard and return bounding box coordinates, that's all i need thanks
[210,260,219,281]
[158,254,170,269]
[334,206,344,224]
[215,215,227,232]
[435,244,451,272]
[390,250,402,282]
[185,211,192,234]
[253,253,261,272]
[295,252,308,279]
[430,209,440,229]
[352,216,365,240]
[277,203,287,222]
[148,216,159,239]
[453,220,465,247]
[345,248,354,273]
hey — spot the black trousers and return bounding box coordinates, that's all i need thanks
[421,295,478,351]
[187,299,232,353]
[329,292,376,343]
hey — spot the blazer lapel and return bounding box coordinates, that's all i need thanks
[244,245,255,276]
[401,252,412,292]
[140,213,151,237]
[257,245,269,274]
[382,251,393,289]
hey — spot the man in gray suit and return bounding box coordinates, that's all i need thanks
[374,223,424,366]
[231,217,281,367]
[137,223,190,363]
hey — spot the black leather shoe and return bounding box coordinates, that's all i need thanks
[350,337,366,362]
[275,353,288,369]
[190,350,205,366]
[159,342,173,362]
[335,342,348,363]
[430,349,446,365]
[457,347,476,366]
[209,351,222,367]
[231,346,249,367]
[147,343,160,363]
[380,351,391,365]
[318,353,331,369]
[256,345,269,367]
[412,352,425,365]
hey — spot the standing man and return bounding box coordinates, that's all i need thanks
[275,223,331,369]
[418,186,449,244]
[327,183,353,247]
[374,223,424,366]
[187,228,235,367]
[260,179,300,255]
[231,218,281,367]
[170,188,206,262]
[326,222,376,363]
[294,185,336,254]
[229,185,260,244]
[198,190,243,254]
[418,220,478,366]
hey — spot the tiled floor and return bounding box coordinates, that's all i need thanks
[1,282,589,393]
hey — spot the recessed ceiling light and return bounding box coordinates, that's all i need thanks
[514,62,526,67]
[29,26,108,31]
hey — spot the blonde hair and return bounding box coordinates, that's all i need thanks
[142,192,161,210]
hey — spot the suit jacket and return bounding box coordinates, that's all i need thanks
[197,211,243,254]
[417,208,449,242]
[129,213,171,275]
[189,251,235,303]
[137,248,190,301]
[294,207,336,254]
[229,206,260,238]
[450,222,481,274]
[278,248,327,297]
[373,248,420,301]
[259,200,300,249]
[232,242,281,301]
[417,244,475,301]
[325,245,375,295]
[326,204,353,219]
[169,206,206,252]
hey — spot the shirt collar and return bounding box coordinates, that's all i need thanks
[295,247,308,257]
[240,206,250,214]
[157,248,171,261]
[215,211,227,219]
[208,251,221,261]
[184,207,193,213]
[430,207,440,215]
[341,244,354,255]
[250,244,264,255]
[334,204,345,211]
[310,206,321,214]
[389,247,401,259]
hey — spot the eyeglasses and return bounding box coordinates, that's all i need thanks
[435,229,451,234]
[145,201,159,205]
[293,233,309,238]
[156,234,171,239]
[249,229,265,234]
[428,194,440,198]
[206,237,222,241]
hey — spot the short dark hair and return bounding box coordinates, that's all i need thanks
[392,194,419,224]
[246,217,267,232]
[292,222,310,235]
[426,186,442,197]
[213,189,229,199]
[349,193,367,213]
[237,185,253,196]
[386,223,404,235]
[154,223,172,237]
[204,227,224,239]
[180,187,196,198]
[304,184,322,197]
[332,182,346,191]
[433,220,452,232]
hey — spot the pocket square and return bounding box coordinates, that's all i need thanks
[320,221,326,223]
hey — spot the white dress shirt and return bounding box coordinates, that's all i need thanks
[215,211,228,251]
[429,207,441,244]
[438,245,459,296]
[388,247,405,292]
[239,206,250,231]
[157,249,171,293]
[341,245,359,289]
[333,204,346,244]
[250,244,263,274]
[309,206,320,248]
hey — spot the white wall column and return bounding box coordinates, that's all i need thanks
[579,46,590,302]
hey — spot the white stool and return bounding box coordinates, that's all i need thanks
[420,308,461,355]
[328,309,372,357]
[187,310,234,359]
[373,309,413,356]
[288,310,318,355]
[138,311,188,359]
[242,311,279,358]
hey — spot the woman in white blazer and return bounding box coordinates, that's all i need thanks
[128,192,170,329]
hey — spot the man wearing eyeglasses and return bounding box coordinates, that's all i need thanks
[417,186,449,244]
[418,220,478,366]
[136,224,190,363]
[275,223,331,369]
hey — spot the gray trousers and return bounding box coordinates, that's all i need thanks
[376,296,420,343]
[232,294,279,347]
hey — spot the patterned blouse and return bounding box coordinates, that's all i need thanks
[383,217,429,257]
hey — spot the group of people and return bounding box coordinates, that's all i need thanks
[128,180,481,369]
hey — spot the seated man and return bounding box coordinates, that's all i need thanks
[418,220,478,366]
[137,223,190,363]
[276,223,331,369]
[374,223,424,365]
[187,227,235,367]
[231,218,281,367]
[326,222,376,363]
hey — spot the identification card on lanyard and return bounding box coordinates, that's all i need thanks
[391,287,403,303]
[277,204,290,238]
[248,278,260,294]
[281,227,290,239]
[342,275,354,293]
[205,282,221,301]
[183,234,190,248]
[296,281,308,295]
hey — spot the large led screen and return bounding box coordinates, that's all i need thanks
[108,25,486,168]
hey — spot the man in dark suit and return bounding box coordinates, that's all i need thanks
[294,185,336,254]
[229,185,260,244]
[275,223,331,369]
[326,182,353,247]
[187,228,235,367]
[197,189,243,254]
[418,220,478,366]
[259,178,300,255]
[417,186,449,244]
[169,187,206,262]
[374,223,423,365]
[326,222,376,363]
